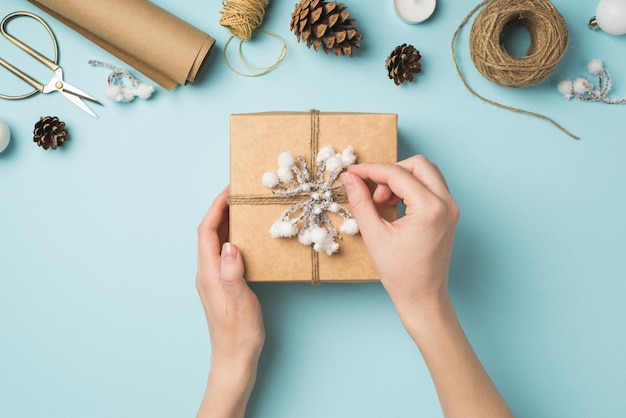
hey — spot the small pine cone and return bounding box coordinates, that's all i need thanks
[290,0,362,57]
[386,44,422,85]
[33,116,68,150]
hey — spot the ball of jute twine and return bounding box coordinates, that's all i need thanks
[470,0,568,88]
[452,0,579,140]
[219,0,286,76]
[219,0,268,41]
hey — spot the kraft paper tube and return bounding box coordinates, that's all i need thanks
[28,0,215,90]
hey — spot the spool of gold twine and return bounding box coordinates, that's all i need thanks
[219,0,268,41]
[219,0,286,76]
[452,0,579,140]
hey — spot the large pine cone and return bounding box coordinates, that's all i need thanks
[33,116,68,150]
[290,0,362,57]
[386,44,422,85]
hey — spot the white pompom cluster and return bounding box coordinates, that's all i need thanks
[89,60,155,103]
[558,59,626,104]
[105,81,154,103]
[264,146,359,255]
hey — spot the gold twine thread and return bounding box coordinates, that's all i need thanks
[451,0,580,140]
[227,194,348,205]
[219,0,268,41]
[219,0,287,77]
[223,30,287,77]
[227,110,326,284]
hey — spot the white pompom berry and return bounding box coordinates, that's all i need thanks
[262,172,279,188]
[105,85,122,101]
[134,83,154,99]
[298,228,313,245]
[573,77,590,94]
[325,155,343,173]
[278,151,295,168]
[310,226,328,244]
[340,218,359,235]
[557,79,574,99]
[588,59,604,75]
[270,220,297,238]
[316,145,335,163]
[277,166,293,182]
[341,146,356,167]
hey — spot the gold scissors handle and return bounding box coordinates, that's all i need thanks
[0,11,59,100]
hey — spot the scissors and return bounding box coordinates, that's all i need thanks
[0,11,101,118]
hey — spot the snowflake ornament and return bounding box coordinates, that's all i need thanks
[558,59,626,104]
[264,145,359,255]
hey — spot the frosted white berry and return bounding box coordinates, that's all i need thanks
[277,166,293,182]
[262,172,279,188]
[588,59,604,75]
[316,146,335,163]
[270,220,298,238]
[278,151,295,168]
[340,218,359,235]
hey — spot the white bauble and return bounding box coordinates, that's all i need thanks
[0,118,10,153]
[596,0,626,35]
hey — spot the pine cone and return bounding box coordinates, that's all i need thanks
[386,44,422,85]
[290,0,362,57]
[33,116,68,150]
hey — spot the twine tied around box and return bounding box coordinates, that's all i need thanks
[228,110,356,284]
[451,0,579,140]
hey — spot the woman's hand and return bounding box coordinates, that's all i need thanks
[342,156,513,418]
[195,187,264,418]
[341,155,460,330]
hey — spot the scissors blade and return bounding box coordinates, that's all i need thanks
[42,69,100,117]
[60,90,98,118]
[61,82,102,105]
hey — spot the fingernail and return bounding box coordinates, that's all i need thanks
[222,242,237,260]
[341,172,354,188]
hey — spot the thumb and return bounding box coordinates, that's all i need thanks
[341,172,385,238]
[220,242,249,296]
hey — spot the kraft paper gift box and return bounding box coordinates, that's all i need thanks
[228,111,397,282]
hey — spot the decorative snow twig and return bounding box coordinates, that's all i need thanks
[558,59,626,104]
[263,145,359,255]
[89,60,155,103]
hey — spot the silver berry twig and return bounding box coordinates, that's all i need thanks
[558,59,626,104]
[263,146,359,255]
[89,60,155,103]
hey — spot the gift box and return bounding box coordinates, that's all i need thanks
[228,111,397,282]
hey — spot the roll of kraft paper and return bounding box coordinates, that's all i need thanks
[28,0,215,90]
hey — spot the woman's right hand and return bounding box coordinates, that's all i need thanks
[341,155,460,331]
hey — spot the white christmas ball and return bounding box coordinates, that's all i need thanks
[0,118,10,153]
[596,0,626,35]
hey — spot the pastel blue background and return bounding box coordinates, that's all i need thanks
[1,0,625,416]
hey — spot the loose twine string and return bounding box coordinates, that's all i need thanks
[228,111,349,284]
[451,0,580,140]
[219,0,286,77]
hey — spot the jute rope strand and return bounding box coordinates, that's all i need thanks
[227,194,348,205]
[219,0,268,41]
[309,110,320,284]
[220,0,287,77]
[223,30,287,77]
[227,110,326,283]
[451,0,580,140]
